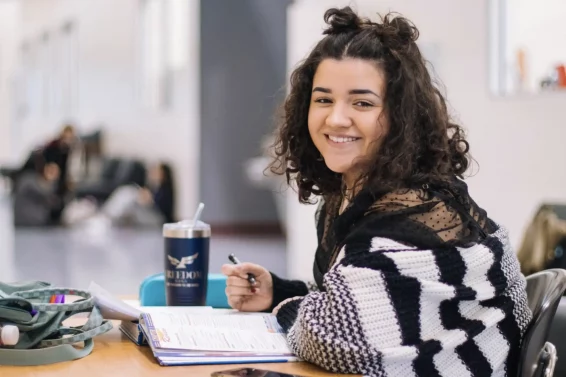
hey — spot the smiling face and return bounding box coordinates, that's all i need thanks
[308,58,388,187]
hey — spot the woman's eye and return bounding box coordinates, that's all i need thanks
[314,98,332,104]
[354,101,374,108]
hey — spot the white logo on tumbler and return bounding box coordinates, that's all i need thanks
[168,254,199,269]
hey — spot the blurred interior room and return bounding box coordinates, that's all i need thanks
[0,0,566,347]
[1,0,566,374]
[0,0,291,293]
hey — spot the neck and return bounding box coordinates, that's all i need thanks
[342,173,360,201]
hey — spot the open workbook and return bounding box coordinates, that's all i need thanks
[138,310,299,366]
[88,282,298,366]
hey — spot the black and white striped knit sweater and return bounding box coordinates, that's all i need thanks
[274,186,532,376]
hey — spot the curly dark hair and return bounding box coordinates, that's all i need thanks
[269,6,471,204]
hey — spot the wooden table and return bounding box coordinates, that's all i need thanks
[2,321,352,377]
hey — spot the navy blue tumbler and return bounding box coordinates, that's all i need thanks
[163,220,210,306]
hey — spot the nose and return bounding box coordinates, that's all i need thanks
[326,103,352,129]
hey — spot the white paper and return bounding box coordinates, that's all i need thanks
[163,327,291,353]
[146,312,276,330]
[122,299,216,314]
[143,312,292,354]
[89,281,142,321]
[89,282,215,321]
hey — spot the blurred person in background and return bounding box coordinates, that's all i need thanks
[10,124,77,199]
[13,162,61,227]
[222,7,531,376]
[42,124,77,184]
[134,162,176,224]
[517,205,566,276]
[41,124,78,222]
[63,162,175,227]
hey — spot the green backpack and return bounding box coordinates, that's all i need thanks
[0,281,113,366]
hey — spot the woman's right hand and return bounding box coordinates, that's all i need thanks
[221,263,273,312]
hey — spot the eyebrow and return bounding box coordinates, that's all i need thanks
[312,87,380,98]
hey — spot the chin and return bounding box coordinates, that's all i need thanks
[324,162,350,174]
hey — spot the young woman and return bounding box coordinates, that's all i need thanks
[222,7,531,376]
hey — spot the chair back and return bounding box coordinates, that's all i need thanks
[547,298,566,376]
[519,268,566,377]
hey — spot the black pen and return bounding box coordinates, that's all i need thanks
[228,253,257,286]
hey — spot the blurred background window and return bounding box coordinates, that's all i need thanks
[139,0,189,110]
[490,0,566,95]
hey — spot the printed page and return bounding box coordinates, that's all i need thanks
[123,300,219,313]
[142,312,292,354]
[146,311,282,332]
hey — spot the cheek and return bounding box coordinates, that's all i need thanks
[361,112,388,144]
[307,108,324,138]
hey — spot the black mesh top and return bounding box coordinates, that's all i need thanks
[313,178,498,290]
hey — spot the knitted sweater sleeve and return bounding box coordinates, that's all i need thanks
[269,273,321,311]
[275,228,532,376]
[269,273,308,311]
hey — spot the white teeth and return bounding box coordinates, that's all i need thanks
[328,135,358,143]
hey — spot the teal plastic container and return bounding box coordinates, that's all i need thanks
[139,273,229,308]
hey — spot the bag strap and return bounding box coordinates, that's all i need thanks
[39,307,113,348]
[13,287,95,312]
[0,339,95,366]
[40,321,113,348]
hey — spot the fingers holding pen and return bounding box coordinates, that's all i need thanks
[221,255,274,312]
[226,276,261,288]
[225,285,260,296]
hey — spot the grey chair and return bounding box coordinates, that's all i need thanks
[547,298,566,376]
[519,269,566,377]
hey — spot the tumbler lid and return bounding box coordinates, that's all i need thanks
[163,220,211,238]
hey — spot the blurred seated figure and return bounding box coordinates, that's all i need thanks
[517,205,566,276]
[104,162,175,225]
[41,124,79,224]
[42,124,78,195]
[137,162,175,223]
[64,162,175,227]
[1,124,78,197]
[13,162,61,227]
[73,157,146,203]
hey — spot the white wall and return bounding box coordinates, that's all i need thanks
[0,0,21,163]
[3,0,200,219]
[286,0,566,280]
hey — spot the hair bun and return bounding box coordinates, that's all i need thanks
[380,14,420,48]
[322,8,419,51]
[323,7,361,35]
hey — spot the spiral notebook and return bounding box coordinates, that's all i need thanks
[138,310,299,366]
